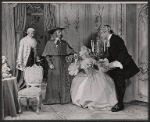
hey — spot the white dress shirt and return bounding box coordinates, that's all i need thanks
[107,34,112,47]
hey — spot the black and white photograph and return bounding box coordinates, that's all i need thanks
[1,1,148,120]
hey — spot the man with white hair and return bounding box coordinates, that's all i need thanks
[16,28,39,90]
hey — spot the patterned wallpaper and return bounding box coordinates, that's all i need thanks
[57,3,126,53]
[136,4,148,99]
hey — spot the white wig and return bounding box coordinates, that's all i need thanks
[27,28,35,34]
[2,56,6,60]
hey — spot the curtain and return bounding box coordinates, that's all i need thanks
[14,3,27,63]
[44,3,56,42]
[2,3,16,75]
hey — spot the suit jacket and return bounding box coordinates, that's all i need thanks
[107,34,140,79]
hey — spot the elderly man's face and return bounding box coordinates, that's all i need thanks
[55,29,62,38]
[28,31,35,38]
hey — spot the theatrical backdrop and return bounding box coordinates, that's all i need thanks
[2,3,148,102]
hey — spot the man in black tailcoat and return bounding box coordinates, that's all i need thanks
[101,25,140,112]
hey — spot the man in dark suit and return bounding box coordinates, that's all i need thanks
[101,25,140,112]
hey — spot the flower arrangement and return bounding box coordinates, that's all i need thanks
[2,56,12,79]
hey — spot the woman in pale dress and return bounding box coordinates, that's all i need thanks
[68,46,118,110]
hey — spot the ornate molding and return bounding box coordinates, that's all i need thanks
[27,3,44,13]
[95,4,104,32]
[74,10,79,33]
[64,17,70,29]
[138,4,148,31]
[137,4,148,81]
[8,3,18,8]
[118,4,122,37]
[2,11,6,31]
[136,3,148,99]
[137,60,149,81]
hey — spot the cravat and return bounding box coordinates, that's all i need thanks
[56,40,60,45]
[106,39,110,47]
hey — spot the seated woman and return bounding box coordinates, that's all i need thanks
[68,46,118,110]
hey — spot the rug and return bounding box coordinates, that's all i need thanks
[5,83,148,120]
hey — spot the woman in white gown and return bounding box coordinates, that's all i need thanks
[68,46,118,110]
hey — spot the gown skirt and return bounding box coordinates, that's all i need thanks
[70,69,118,110]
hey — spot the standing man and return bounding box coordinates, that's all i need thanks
[16,28,39,90]
[101,25,140,112]
[42,27,77,105]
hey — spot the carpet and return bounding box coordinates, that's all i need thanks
[5,83,148,120]
[11,99,148,120]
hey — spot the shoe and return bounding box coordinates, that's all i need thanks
[111,103,124,112]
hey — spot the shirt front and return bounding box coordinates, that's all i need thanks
[107,34,112,47]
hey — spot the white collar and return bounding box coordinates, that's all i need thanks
[108,34,112,41]
[105,34,112,47]
[54,38,61,44]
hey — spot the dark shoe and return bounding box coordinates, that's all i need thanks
[111,103,124,112]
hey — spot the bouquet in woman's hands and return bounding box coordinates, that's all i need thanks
[98,58,109,69]
[68,59,80,76]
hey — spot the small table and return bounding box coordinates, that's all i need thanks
[2,77,19,119]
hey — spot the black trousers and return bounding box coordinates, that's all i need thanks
[108,68,126,104]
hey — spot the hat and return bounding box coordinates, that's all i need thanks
[48,27,65,34]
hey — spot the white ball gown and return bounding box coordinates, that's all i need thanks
[69,57,118,110]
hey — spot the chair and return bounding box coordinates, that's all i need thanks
[18,64,43,114]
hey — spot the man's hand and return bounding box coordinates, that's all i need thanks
[49,64,55,69]
[107,61,123,69]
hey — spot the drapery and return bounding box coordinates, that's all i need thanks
[14,3,27,62]
[44,3,56,42]
[2,3,16,75]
